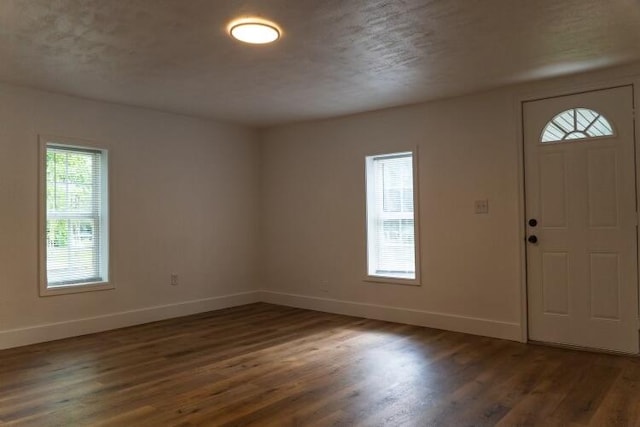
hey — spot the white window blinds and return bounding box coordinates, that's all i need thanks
[366,152,417,280]
[45,145,108,287]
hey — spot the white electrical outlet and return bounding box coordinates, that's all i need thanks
[171,274,179,286]
[474,199,489,214]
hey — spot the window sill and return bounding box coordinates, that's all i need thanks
[40,281,114,297]
[363,275,421,287]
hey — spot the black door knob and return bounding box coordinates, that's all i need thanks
[528,235,538,244]
[528,219,538,227]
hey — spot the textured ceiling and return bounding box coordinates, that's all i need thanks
[0,0,639,126]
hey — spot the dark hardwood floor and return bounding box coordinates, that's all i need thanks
[1,303,640,426]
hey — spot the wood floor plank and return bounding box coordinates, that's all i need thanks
[1,302,640,426]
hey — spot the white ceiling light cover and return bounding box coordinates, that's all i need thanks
[230,19,280,44]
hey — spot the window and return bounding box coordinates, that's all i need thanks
[39,138,110,295]
[541,108,614,143]
[365,151,419,284]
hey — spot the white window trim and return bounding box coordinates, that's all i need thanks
[363,147,421,286]
[38,135,114,297]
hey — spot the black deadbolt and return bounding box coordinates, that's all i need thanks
[528,218,538,227]
[528,235,538,244]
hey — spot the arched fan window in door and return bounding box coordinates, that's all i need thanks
[541,108,614,143]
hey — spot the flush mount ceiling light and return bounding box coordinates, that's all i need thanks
[229,18,281,44]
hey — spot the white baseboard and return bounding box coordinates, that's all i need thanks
[0,291,260,350]
[0,290,523,350]
[259,291,523,342]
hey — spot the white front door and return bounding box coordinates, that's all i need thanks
[524,86,639,354]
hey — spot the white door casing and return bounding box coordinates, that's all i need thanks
[524,86,639,354]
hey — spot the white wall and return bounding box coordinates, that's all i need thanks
[0,83,260,348]
[259,62,640,341]
[3,61,640,349]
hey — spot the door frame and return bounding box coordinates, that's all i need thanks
[515,79,640,347]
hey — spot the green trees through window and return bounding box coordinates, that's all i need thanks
[44,144,107,288]
[46,150,95,248]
